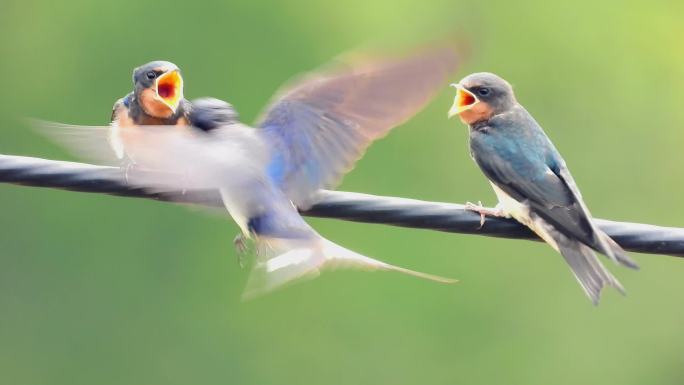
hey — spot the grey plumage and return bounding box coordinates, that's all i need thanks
[452,72,638,304]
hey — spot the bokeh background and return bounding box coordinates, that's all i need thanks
[1,0,684,384]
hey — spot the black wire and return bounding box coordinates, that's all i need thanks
[2,154,684,258]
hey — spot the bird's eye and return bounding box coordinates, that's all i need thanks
[477,87,491,97]
[146,71,157,80]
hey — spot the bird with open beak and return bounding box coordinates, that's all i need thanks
[449,72,638,304]
[40,47,460,299]
[110,61,189,160]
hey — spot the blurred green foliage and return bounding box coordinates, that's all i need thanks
[1,0,684,384]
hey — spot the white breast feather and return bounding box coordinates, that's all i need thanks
[489,182,560,251]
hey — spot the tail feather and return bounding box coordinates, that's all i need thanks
[598,233,639,270]
[321,240,458,283]
[537,220,625,304]
[242,235,457,300]
[559,241,625,305]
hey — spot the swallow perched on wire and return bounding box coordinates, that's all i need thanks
[41,46,460,299]
[109,61,190,160]
[448,72,638,304]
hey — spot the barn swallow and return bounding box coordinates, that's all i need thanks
[110,61,190,160]
[41,46,460,299]
[448,72,638,304]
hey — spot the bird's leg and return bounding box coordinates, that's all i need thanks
[123,163,133,184]
[465,201,506,228]
[233,233,251,268]
[121,158,137,185]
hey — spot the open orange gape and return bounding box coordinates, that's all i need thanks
[448,84,479,118]
[456,87,477,109]
[155,70,183,112]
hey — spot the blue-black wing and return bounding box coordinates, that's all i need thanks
[471,111,636,268]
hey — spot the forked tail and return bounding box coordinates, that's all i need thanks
[241,235,457,300]
[535,218,625,305]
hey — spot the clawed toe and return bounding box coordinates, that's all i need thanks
[465,201,487,228]
[464,201,507,228]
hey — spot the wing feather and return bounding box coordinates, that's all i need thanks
[476,146,601,247]
[258,45,459,207]
[472,127,635,268]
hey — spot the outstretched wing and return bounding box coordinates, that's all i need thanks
[34,119,121,166]
[257,45,459,208]
[35,120,269,191]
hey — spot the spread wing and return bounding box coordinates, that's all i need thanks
[35,120,269,192]
[35,92,132,165]
[257,45,459,208]
[34,119,121,166]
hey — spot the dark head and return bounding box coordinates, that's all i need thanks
[448,72,517,125]
[132,61,184,119]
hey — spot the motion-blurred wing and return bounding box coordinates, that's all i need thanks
[258,45,459,208]
[34,120,121,166]
[36,121,269,192]
[187,97,240,132]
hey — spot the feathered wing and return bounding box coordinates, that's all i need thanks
[34,119,121,166]
[473,134,637,268]
[38,120,456,298]
[471,129,637,302]
[187,97,240,131]
[257,45,459,208]
[554,165,638,268]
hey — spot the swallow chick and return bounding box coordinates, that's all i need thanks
[449,72,638,304]
[110,60,190,160]
[40,46,460,299]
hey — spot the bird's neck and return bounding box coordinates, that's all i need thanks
[469,120,490,132]
[469,105,525,132]
[129,98,186,125]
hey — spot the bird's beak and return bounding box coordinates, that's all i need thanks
[448,84,479,118]
[155,70,183,113]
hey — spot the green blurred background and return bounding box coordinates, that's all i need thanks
[1,0,683,384]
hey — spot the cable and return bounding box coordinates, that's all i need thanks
[1,154,683,257]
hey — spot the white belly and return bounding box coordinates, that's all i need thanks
[490,182,560,251]
[490,183,528,223]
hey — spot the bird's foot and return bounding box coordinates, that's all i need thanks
[233,233,251,268]
[465,201,505,228]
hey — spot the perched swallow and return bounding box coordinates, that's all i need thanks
[41,46,460,299]
[110,61,190,160]
[449,72,638,304]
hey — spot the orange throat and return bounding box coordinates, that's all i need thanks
[459,102,494,125]
[139,88,175,119]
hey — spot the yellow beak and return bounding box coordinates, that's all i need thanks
[448,84,479,118]
[155,70,184,113]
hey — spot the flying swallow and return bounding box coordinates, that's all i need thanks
[41,46,460,299]
[448,72,638,304]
